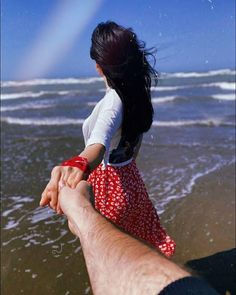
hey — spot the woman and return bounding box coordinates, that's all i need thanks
[40,21,175,257]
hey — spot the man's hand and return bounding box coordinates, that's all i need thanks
[59,181,94,236]
[59,181,93,215]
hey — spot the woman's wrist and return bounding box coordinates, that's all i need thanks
[61,156,90,174]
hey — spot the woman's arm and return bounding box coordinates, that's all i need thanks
[61,143,105,189]
[40,143,105,213]
[40,89,122,213]
[80,143,105,171]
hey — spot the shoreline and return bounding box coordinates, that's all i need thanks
[161,162,235,293]
[162,162,235,264]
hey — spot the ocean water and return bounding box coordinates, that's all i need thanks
[1,69,235,294]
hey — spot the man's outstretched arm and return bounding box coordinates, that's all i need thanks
[59,182,189,295]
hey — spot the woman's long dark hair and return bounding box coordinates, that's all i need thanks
[90,21,158,142]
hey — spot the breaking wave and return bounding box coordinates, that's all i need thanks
[1,90,79,100]
[163,68,235,79]
[1,102,54,112]
[1,77,103,88]
[2,117,234,127]
[152,96,179,104]
[151,82,235,92]
[152,119,234,127]
[1,117,85,126]
[211,93,235,101]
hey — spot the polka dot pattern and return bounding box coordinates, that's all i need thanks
[88,160,176,257]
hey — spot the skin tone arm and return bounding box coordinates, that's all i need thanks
[40,64,106,213]
[59,181,190,295]
[39,143,105,214]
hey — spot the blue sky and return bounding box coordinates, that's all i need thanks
[2,0,235,80]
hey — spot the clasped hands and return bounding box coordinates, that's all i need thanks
[40,166,85,214]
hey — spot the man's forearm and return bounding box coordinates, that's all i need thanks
[70,205,189,295]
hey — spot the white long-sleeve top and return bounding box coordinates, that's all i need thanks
[83,87,134,167]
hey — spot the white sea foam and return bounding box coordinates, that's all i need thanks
[2,116,234,127]
[151,85,187,91]
[2,204,24,217]
[152,119,234,127]
[151,82,235,92]
[1,102,54,112]
[1,90,74,100]
[1,92,47,100]
[211,93,235,100]
[152,96,179,104]
[1,77,103,87]
[152,92,235,104]
[206,82,235,91]
[2,69,234,88]
[163,68,235,79]
[156,158,235,214]
[29,207,55,224]
[4,82,231,100]
[1,117,85,126]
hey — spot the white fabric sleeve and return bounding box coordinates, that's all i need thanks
[86,96,122,150]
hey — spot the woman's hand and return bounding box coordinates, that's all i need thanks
[40,144,105,214]
[40,165,84,214]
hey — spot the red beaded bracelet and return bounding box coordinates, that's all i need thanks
[61,156,90,174]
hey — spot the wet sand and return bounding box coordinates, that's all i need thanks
[161,163,235,294]
[1,140,235,294]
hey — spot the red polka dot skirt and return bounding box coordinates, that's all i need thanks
[87,160,176,257]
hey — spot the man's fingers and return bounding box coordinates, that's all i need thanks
[75,180,92,193]
[75,180,94,205]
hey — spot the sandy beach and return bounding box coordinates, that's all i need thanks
[162,163,235,294]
